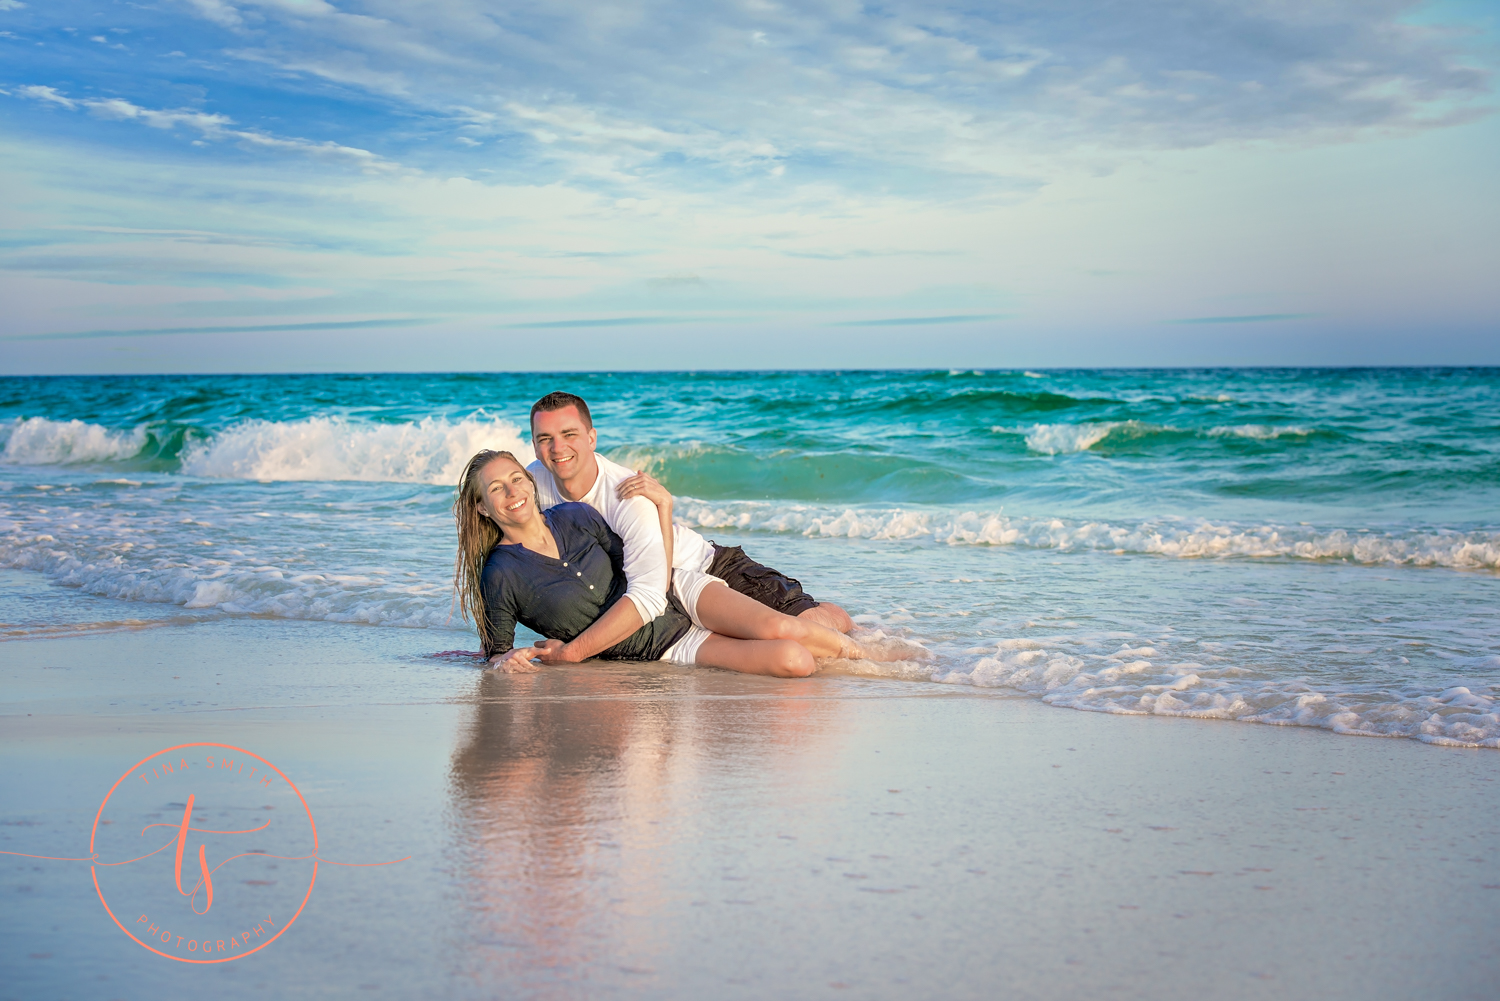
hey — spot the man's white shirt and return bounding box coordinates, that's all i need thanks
[528,453,714,623]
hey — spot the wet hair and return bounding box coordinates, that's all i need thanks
[529,391,593,430]
[453,449,536,655]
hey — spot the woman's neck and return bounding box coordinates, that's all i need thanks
[499,511,558,558]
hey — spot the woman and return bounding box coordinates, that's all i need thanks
[454,450,864,677]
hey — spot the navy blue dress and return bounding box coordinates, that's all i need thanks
[479,502,692,659]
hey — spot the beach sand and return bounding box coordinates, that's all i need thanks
[3,617,1496,1000]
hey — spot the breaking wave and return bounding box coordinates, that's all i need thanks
[1017,420,1319,455]
[1,415,527,485]
[179,415,526,484]
[1,417,148,464]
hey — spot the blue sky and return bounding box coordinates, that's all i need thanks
[1,0,1496,372]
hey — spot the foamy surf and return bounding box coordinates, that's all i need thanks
[673,499,1500,571]
[822,622,1500,748]
[934,637,1500,749]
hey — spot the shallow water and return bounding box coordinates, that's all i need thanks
[2,369,1496,746]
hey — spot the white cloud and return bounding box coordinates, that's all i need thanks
[86,97,236,132]
[0,0,27,10]
[167,0,1490,202]
[14,87,399,172]
[19,85,76,109]
[181,0,243,29]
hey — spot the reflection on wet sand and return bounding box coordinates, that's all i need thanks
[445,665,846,992]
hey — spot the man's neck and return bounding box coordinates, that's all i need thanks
[555,455,600,503]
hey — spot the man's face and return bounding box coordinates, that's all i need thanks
[531,405,598,485]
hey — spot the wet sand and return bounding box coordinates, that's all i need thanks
[2,617,1497,1000]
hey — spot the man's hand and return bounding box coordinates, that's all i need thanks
[534,638,584,664]
[616,470,673,508]
[488,647,542,673]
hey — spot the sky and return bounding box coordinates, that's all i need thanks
[1,0,1496,373]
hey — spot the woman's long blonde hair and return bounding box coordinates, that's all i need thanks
[453,449,535,653]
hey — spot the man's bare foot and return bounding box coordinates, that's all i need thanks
[848,632,934,663]
[837,635,868,660]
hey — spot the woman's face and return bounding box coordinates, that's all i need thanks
[477,456,539,533]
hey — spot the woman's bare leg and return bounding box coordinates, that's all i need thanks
[798,603,854,633]
[694,583,864,660]
[693,635,815,678]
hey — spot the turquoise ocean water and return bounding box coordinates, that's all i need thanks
[2,369,1496,746]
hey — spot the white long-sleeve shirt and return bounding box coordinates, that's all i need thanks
[529,453,714,622]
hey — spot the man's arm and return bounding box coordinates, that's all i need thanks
[537,500,660,663]
[536,600,644,663]
[617,470,673,571]
[595,492,672,620]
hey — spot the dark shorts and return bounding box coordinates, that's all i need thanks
[705,543,820,618]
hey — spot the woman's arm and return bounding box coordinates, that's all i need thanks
[616,470,674,570]
[479,561,521,662]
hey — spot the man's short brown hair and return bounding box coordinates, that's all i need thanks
[530,391,593,429]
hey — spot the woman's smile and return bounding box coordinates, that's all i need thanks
[479,456,541,529]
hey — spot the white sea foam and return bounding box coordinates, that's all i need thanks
[1207,423,1315,440]
[673,499,1500,570]
[928,637,1500,748]
[0,505,460,630]
[822,619,1500,748]
[179,415,527,484]
[1,417,147,464]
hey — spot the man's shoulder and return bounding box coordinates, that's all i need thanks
[588,455,652,520]
[593,452,636,484]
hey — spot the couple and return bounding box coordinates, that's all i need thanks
[454,391,865,677]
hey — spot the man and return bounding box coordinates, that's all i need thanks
[524,390,853,665]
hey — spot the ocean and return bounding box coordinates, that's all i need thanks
[2,368,1496,747]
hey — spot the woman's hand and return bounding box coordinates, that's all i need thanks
[615,470,673,509]
[534,638,584,663]
[488,647,542,673]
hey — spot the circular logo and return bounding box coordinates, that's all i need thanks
[91,743,319,963]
